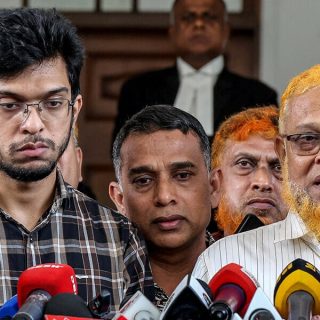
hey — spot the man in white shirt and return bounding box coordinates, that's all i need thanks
[193,64,320,302]
[113,0,277,142]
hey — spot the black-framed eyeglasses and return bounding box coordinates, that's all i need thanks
[284,133,320,156]
[0,98,74,124]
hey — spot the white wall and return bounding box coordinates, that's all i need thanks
[260,0,320,98]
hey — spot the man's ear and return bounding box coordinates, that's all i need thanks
[72,94,82,126]
[210,168,223,209]
[275,135,286,164]
[75,146,83,183]
[108,181,126,215]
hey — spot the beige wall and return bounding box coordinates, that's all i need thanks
[260,0,320,95]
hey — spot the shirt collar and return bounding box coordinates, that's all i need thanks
[274,211,311,243]
[51,168,70,211]
[177,55,224,77]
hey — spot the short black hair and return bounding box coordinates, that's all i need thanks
[112,105,211,181]
[0,8,85,99]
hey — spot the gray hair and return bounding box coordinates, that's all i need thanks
[112,105,211,184]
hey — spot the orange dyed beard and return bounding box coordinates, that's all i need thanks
[282,159,320,240]
[215,195,244,236]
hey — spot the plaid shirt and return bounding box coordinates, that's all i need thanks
[0,171,154,318]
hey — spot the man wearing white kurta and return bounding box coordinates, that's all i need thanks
[193,64,320,303]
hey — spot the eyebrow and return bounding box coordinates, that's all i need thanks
[0,87,69,100]
[128,166,154,177]
[128,161,197,177]
[169,161,196,171]
[234,152,279,162]
[294,123,320,132]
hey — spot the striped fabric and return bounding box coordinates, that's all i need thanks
[0,171,154,318]
[193,212,320,301]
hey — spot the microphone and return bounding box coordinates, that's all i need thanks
[243,287,282,320]
[235,214,264,234]
[13,263,78,320]
[114,291,160,320]
[14,291,51,320]
[44,292,94,320]
[0,295,19,319]
[160,274,213,320]
[87,290,111,318]
[208,263,257,320]
[274,258,320,320]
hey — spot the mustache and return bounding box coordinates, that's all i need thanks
[9,135,55,153]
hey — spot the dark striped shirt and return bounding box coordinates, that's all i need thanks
[0,171,154,318]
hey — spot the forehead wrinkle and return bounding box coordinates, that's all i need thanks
[230,148,278,161]
[292,122,320,133]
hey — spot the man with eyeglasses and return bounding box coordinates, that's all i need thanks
[193,64,320,303]
[0,8,153,317]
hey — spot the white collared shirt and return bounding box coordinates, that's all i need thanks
[174,56,224,136]
[192,212,320,301]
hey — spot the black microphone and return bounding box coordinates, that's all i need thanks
[235,214,264,234]
[160,274,213,320]
[13,290,51,320]
[87,289,111,318]
[44,293,94,319]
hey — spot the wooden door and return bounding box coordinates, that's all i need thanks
[66,0,261,207]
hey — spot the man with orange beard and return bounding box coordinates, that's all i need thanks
[210,106,287,238]
[193,64,320,303]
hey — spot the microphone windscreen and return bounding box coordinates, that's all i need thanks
[17,264,78,307]
[0,295,19,318]
[274,258,320,318]
[44,293,93,318]
[115,291,160,320]
[243,287,282,320]
[208,263,258,317]
[160,274,213,320]
[87,289,111,317]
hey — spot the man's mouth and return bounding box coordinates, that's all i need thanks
[246,198,275,210]
[17,142,48,157]
[153,215,185,231]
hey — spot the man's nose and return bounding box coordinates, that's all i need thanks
[19,105,45,134]
[154,177,177,207]
[251,167,273,192]
[193,15,206,29]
